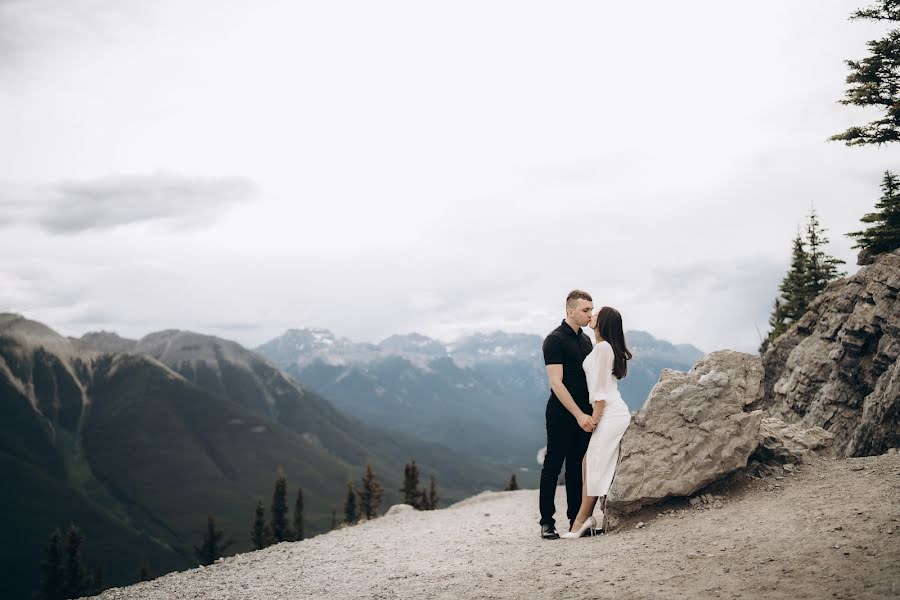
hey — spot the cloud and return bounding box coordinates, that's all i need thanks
[0,1,155,74]
[0,0,880,356]
[635,256,789,352]
[0,172,258,233]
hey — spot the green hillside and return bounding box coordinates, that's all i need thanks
[0,315,518,599]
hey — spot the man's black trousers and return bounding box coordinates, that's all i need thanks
[538,403,592,529]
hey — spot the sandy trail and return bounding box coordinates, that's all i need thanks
[93,454,900,600]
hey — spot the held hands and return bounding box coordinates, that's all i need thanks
[577,413,595,433]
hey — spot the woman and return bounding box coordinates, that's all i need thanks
[561,306,632,538]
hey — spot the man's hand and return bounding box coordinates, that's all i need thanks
[576,413,595,432]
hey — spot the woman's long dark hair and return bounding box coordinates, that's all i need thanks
[595,306,632,380]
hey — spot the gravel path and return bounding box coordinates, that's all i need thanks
[91,454,900,600]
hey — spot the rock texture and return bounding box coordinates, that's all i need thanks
[756,249,900,457]
[606,351,764,516]
[754,417,836,464]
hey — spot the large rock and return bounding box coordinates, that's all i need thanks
[606,351,764,516]
[755,249,900,457]
[385,504,417,516]
[755,416,836,464]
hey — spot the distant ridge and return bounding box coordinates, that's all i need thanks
[0,313,512,600]
[257,327,704,467]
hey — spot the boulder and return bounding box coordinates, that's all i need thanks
[756,249,900,457]
[847,357,900,456]
[857,247,877,266]
[606,350,764,517]
[755,416,836,463]
[385,504,416,516]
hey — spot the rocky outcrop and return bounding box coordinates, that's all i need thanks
[754,417,836,464]
[755,249,900,457]
[606,351,765,516]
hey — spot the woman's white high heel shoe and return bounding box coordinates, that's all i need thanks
[560,516,597,539]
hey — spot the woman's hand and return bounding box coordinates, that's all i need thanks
[577,412,595,432]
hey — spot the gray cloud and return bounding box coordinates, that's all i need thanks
[0,172,258,233]
[642,256,789,352]
[0,1,150,74]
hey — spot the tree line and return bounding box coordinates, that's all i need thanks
[761,0,899,353]
[185,463,526,567]
[34,525,104,600]
[192,459,463,566]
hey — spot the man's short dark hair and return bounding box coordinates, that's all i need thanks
[566,289,593,308]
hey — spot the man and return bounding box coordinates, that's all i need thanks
[539,289,596,539]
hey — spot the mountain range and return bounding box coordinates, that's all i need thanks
[0,314,515,599]
[256,327,704,467]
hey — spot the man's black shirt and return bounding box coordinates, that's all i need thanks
[542,319,594,417]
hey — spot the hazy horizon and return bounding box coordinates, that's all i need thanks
[3,310,707,355]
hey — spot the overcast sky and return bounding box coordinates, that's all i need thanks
[0,0,896,354]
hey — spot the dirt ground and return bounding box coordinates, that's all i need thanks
[93,453,900,600]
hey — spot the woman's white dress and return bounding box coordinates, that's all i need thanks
[582,340,631,497]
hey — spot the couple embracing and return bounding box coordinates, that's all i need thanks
[539,289,632,540]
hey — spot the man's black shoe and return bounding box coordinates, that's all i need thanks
[541,525,559,540]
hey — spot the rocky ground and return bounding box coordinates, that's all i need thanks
[90,454,900,600]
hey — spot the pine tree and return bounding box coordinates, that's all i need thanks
[193,516,233,566]
[293,487,305,541]
[761,232,809,353]
[270,471,292,543]
[358,462,384,520]
[760,297,786,354]
[62,524,90,599]
[401,460,424,509]
[423,476,439,510]
[343,482,359,524]
[761,210,847,353]
[804,207,847,298]
[849,170,900,253]
[250,499,270,550]
[830,1,900,146]
[506,474,519,491]
[37,528,63,600]
[783,232,814,319]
